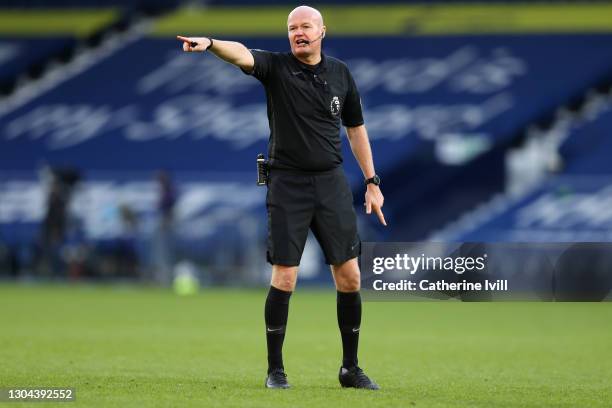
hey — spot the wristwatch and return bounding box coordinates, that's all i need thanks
[365,175,381,186]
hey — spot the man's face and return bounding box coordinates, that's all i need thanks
[287,12,324,59]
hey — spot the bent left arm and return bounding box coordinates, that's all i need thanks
[346,124,387,226]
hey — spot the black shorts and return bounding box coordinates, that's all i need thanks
[266,167,361,266]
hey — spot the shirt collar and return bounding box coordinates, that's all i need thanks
[291,52,327,74]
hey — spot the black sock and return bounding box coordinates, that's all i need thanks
[265,285,292,373]
[337,290,361,369]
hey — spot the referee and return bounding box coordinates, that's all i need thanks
[178,5,386,390]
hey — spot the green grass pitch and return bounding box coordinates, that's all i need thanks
[1,284,611,407]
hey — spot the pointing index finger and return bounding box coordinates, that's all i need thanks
[375,207,387,226]
[176,35,191,43]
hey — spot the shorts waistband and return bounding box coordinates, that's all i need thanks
[269,166,341,177]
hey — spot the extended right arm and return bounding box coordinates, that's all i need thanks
[177,36,254,72]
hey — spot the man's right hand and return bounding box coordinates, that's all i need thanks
[177,35,211,52]
[176,36,254,72]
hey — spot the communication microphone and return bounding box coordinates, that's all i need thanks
[303,31,325,45]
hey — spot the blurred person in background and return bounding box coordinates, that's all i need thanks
[177,5,385,390]
[38,166,80,278]
[0,240,19,279]
[117,204,140,278]
[152,170,177,285]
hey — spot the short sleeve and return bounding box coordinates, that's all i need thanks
[341,70,364,127]
[241,49,275,83]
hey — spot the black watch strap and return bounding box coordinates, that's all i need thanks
[205,38,214,51]
[365,175,381,186]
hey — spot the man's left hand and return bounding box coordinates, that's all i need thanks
[364,185,386,226]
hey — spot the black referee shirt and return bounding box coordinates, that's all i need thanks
[243,50,364,172]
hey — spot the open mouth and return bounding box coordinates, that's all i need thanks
[296,39,309,46]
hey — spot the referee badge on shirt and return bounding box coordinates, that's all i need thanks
[330,96,341,116]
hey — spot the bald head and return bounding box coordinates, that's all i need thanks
[288,5,323,27]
